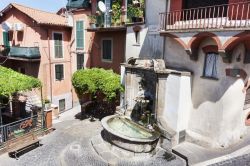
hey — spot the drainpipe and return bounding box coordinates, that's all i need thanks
[162,0,170,61]
[47,29,53,102]
[69,30,74,109]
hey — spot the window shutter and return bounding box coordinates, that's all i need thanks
[77,54,84,70]
[76,21,84,49]
[54,33,63,58]
[102,40,112,60]
[55,64,64,80]
[3,32,9,47]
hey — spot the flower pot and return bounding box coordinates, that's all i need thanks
[45,103,51,110]
[132,17,143,23]
[90,23,96,28]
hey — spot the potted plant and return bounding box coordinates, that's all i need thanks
[88,15,97,28]
[44,99,51,110]
[127,0,144,23]
[111,0,122,26]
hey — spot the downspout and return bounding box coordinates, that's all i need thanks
[47,29,53,102]
[69,29,74,108]
[162,0,170,61]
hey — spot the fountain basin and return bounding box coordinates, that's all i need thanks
[101,115,160,153]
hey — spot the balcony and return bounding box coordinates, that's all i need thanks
[159,1,250,33]
[66,0,90,10]
[0,46,41,61]
[87,0,144,32]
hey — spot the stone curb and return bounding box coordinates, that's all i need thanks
[193,145,250,166]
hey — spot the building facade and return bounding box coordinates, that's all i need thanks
[0,3,73,111]
[124,0,250,149]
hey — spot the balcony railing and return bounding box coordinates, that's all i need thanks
[160,1,250,32]
[0,115,41,147]
[1,46,41,60]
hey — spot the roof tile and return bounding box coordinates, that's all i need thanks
[10,3,70,27]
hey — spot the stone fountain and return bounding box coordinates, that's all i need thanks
[91,58,192,164]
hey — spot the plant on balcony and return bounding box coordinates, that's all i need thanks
[88,15,97,28]
[43,99,51,109]
[72,68,124,118]
[127,0,144,23]
[111,0,122,26]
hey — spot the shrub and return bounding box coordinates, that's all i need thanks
[72,68,124,102]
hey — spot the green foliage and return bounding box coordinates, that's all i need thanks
[88,15,97,23]
[111,0,122,24]
[44,99,50,104]
[72,68,124,101]
[0,66,42,97]
[127,0,144,21]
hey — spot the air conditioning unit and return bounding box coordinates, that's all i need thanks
[1,21,13,31]
[14,23,24,31]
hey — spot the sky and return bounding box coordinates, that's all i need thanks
[0,0,68,13]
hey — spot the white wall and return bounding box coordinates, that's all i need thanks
[164,34,248,148]
[125,0,167,61]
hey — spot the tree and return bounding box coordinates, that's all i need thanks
[72,68,124,118]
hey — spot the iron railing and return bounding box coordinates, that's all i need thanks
[160,1,250,31]
[0,115,42,147]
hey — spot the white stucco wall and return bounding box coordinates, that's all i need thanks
[125,25,148,60]
[145,0,167,26]
[125,0,167,61]
[164,35,248,148]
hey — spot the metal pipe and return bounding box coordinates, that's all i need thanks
[47,29,53,103]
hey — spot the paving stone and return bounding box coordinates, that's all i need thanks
[0,106,187,166]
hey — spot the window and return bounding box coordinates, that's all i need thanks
[59,99,65,112]
[3,32,9,47]
[76,21,84,49]
[102,39,112,61]
[77,54,84,70]
[53,32,63,58]
[203,53,218,79]
[55,64,64,80]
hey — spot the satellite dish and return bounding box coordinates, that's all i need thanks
[98,1,106,13]
[1,21,12,31]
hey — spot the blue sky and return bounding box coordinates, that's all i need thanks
[0,0,68,13]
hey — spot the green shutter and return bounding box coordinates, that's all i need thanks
[3,32,9,47]
[54,33,63,58]
[55,64,64,80]
[102,40,112,60]
[76,21,84,49]
[77,54,84,70]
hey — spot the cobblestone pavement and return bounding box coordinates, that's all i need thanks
[0,107,186,166]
